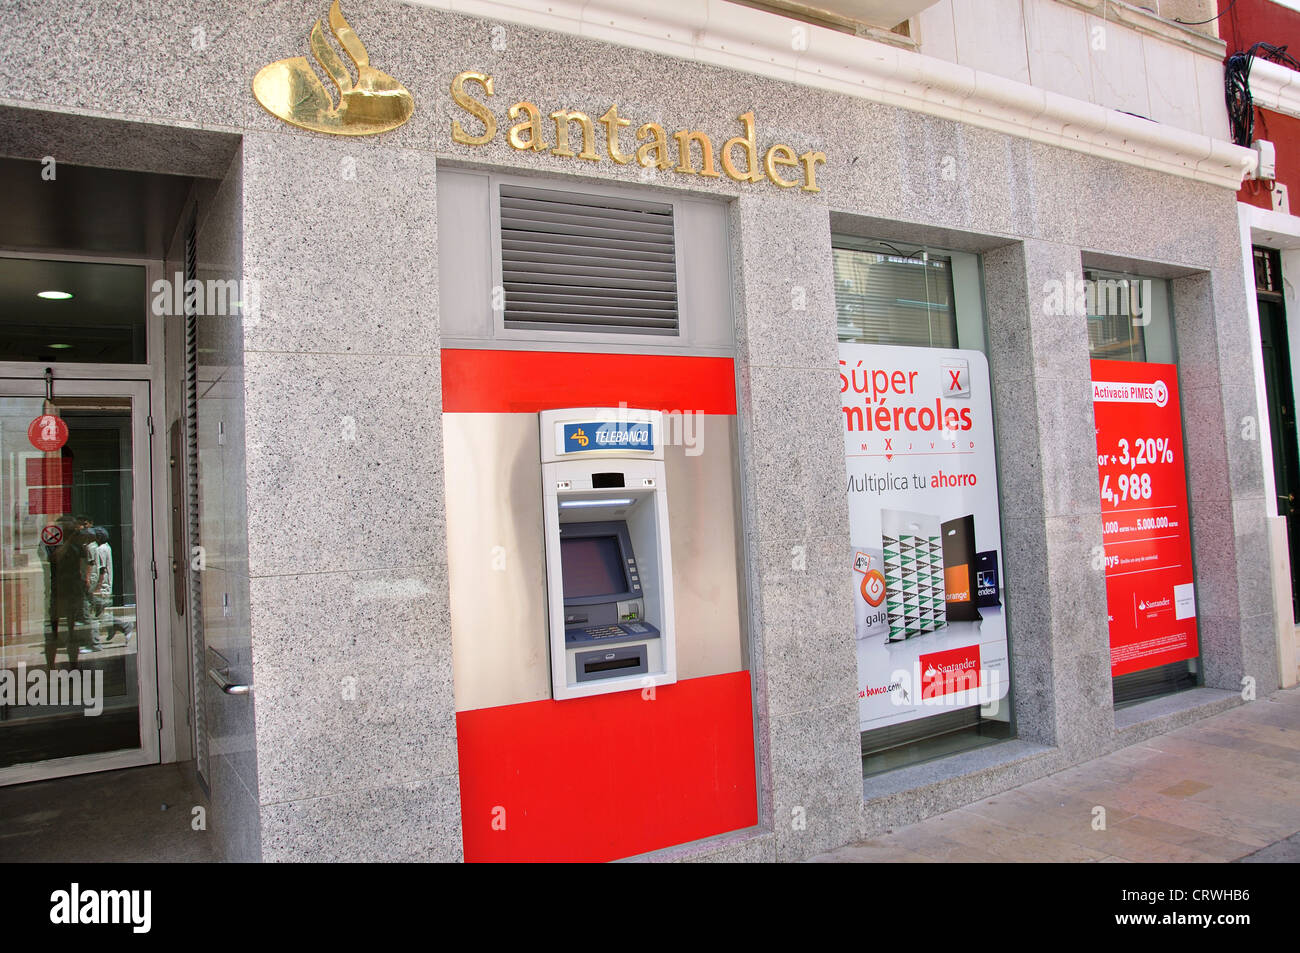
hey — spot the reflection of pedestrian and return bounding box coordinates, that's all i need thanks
[86,526,108,649]
[74,517,101,654]
[44,515,86,669]
[87,527,132,644]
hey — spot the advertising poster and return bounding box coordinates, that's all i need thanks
[840,344,1010,731]
[1090,359,1199,676]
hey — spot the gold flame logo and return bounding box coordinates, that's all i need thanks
[252,1,413,136]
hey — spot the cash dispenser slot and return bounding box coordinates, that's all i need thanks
[576,645,648,682]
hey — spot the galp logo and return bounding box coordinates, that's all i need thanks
[252,2,414,136]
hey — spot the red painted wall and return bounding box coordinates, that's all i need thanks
[442,349,757,862]
[1219,0,1300,54]
[457,672,758,862]
[1221,0,1300,206]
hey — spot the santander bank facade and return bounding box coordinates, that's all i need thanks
[0,0,1287,862]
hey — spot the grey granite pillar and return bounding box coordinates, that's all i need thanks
[239,132,462,861]
[983,239,1114,758]
[730,195,862,861]
[1173,270,1281,695]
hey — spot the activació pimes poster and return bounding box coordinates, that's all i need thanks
[840,344,1010,731]
[1090,359,1199,676]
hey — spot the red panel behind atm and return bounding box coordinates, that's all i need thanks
[441,348,737,414]
[456,671,756,863]
[443,349,755,862]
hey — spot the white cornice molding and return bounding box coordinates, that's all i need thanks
[1250,58,1300,123]
[407,0,1255,189]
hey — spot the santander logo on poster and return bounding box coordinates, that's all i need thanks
[919,644,982,699]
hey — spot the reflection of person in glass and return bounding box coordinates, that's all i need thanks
[76,515,101,654]
[44,514,87,669]
[86,526,132,646]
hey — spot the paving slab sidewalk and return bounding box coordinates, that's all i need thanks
[810,687,1300,863]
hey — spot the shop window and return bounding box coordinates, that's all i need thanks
[834,239,1013,777]
[834,247,957,347]
[1083,269,1174,364]
[1084,268,1200,707]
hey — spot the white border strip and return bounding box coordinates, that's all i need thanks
[406,0,1256,189]
[1250,58,1300,122]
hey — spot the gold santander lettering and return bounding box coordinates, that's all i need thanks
[673,129,721,178]
[600,105,632,165]
[450,71,496,146]
[445,78,827,192]
[550,110,601,161]
[722,112,764,184]
[764,143,800,188]
[507,101,548,152]
[636,122,672,170]
[799,150,827,193]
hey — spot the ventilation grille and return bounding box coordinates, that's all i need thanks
[499,184,679,335]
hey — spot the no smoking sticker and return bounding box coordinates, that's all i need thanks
[41,524,63,546]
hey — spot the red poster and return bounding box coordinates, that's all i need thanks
[25,456,72,487]
[28,485,71,515]
[1091,360,1199,676]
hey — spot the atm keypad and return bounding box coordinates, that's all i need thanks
[568,621,655,642]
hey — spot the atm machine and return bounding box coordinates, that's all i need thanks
[539,407,677,700]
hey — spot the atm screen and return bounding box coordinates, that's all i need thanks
[560,535,628,599]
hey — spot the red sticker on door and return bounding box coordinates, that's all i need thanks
[27,414,68,452]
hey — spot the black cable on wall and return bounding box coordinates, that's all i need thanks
[1225,42,1300,147]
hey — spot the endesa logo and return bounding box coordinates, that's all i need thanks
[919,644,982,699]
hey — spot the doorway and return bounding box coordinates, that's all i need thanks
[1255,247,1300,620]
[0,379,160,783]
[0,116,244,857]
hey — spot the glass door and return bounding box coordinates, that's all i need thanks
[0,378,159,784]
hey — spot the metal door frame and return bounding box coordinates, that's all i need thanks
[0,377,163,784]
[0,248,179,785]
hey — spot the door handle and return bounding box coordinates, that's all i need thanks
[208,666,252,695]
